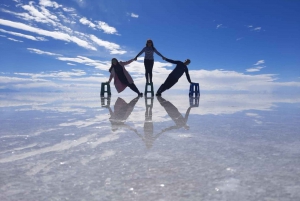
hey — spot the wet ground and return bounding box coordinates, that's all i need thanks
[1,92,300,201]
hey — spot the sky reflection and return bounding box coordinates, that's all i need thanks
[1,92,300,200]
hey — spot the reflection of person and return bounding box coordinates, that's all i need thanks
[135,98,163,149]
[156,58,192,96]
[157,96,193,132]
[107,58,142,96]
[108,97,139,132]
[134,39,165,84]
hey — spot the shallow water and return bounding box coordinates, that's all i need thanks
[1,92,300,201]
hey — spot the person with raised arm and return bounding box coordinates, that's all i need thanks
[156,58,192,96]
[135,39,165,84]
[107,58,143,96]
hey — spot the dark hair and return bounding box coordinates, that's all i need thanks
[109,58,119,72]
[146,39,155,50]
[186,59,191,64]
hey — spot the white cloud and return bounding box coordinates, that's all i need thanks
[7,38,23,42]
[39,0,62,9]
[0,19,97,50]
[63,7,76,12]
[246,66,264,72]
[90,35,126,54]
[27,48,62,56]
[254,60,265,65]
[216,24,223,29]
[67,63,76,66]
[131,13,139,18]
[254,27,261,31]
[0,28,46,41]
[96,21,118,35]
[2,1,126,54]
[21,2,58,25]
[79,17,96,29]
[247,25,262,32]
[57,56,110,70]
[15,69,86,78]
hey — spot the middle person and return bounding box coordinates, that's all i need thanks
[134,39,165,84]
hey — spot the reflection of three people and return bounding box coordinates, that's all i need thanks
[101,96,199,149]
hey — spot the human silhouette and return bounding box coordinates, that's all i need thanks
[135,39,165,84]
[107,58,142,96]
[156,58,193,96]
[107,97,140,133]
[135,98,164,149]
[156,96,196,133]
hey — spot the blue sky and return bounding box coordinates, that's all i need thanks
[0,0,299,93]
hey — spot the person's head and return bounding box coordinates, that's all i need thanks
[111,58,119,66]
[184,59,191,66]
[109,58,119,72]
[146,39,154,47]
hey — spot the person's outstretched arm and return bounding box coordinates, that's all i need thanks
[107,71,114,83]
[164,58,179,65]
[185,69,192,83]
[135,47,146,59]
[119,59,134,66]
[153,48,164,58]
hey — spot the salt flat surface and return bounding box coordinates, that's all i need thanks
[1,92,300,201]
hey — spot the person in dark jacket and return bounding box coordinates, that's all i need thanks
[156,58,192,96]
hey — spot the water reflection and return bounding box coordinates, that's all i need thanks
[100,96,200,148]
[157,96,199,132]
[1,93,300,200]
[102,96,140,133]
[136,97,158,149]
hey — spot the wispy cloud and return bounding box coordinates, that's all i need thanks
[27,48,62,56]
[253,27,261,32]
[246,60,266,72]
[0,28,46,41]
[7,38,23,42]
[247,25,262,32]
[15,69,86,78]
[79,17,96,29]
[97,21,118,35]
[130,13,139,18]
[67,63,76,66]
[254,60,265,65]
[246,67,265,72]
[90,35,126,54]
[216,24,223,29]
[79,18,119,35]
[39,0,62,9]
[0,0,126,54]
[56,55,110,70]
[0,19,97,50]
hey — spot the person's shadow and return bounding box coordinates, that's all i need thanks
[101,96,140,133]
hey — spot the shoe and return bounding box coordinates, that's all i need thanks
[139,93,143,97]
[156,93,161,96]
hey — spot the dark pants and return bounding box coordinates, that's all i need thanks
[144,59,154,83]
[128,83,140,94]
[157,75,178,94]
